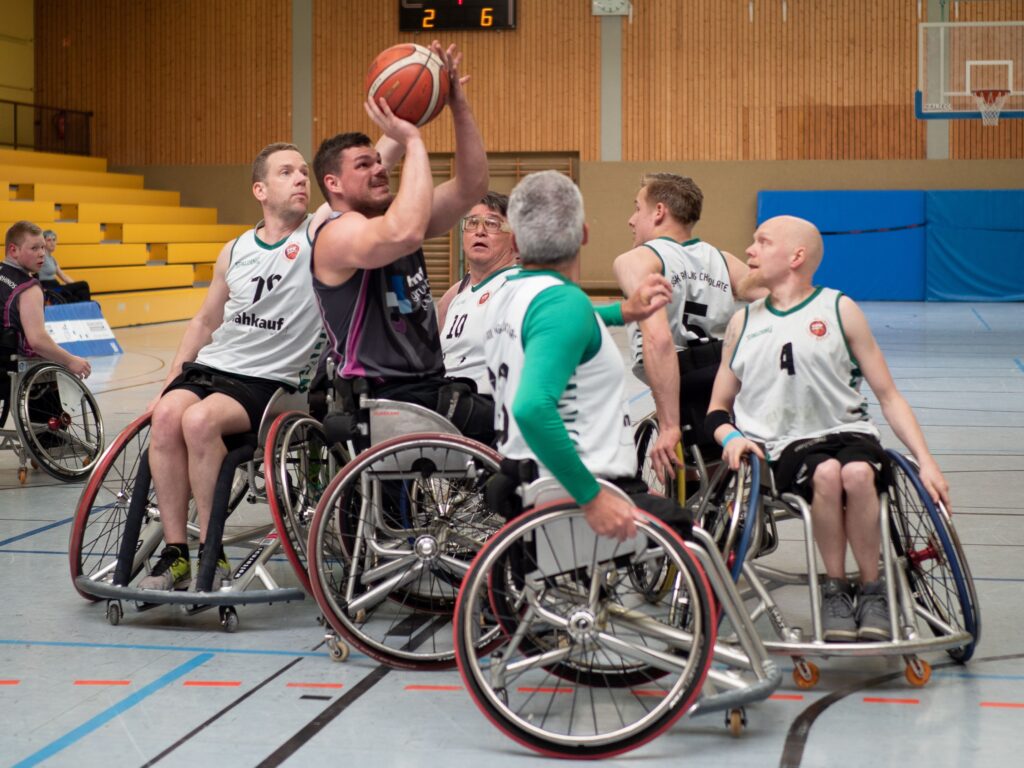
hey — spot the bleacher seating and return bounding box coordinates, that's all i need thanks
[1,147,253,327]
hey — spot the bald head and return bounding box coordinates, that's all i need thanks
[766,215,824,276]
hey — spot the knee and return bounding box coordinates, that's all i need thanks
[180,406,221,450]
[840,462,876,494]
[812,459,842,496]
[150,400,185,449]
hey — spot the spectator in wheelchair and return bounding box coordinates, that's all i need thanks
[484,170,680,542]
[141,143,326,591]
[706,214,950,642]
[308,42,496,445]
[435,191,519,396]
[2,221,91,379]
[39,229,91,304]
[613,173,766,479]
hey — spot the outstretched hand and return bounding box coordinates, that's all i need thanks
[431,40,470,108]
[620,273,672,323]
[364,92,422,146]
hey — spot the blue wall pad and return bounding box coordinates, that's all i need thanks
[43,301,123,356]
[756,191,926,300]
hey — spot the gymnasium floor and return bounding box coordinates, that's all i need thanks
[1,301,1021,767]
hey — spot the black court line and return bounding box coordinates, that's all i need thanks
[819,223,925,236]
[141,656,304,767]
[300,694,333,701]
[779,651,1024,768]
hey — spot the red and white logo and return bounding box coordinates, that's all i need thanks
[809,319,828,338]
[478,291,491,305]
[284,243,300,261]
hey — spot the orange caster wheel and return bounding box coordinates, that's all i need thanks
[905,658,932,687]
[793,660,820,689]
[18,467,28,484]
[727,707,746,736]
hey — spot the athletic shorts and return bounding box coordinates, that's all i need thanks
[163,362,288,433]
[677,339,723,455]
[771,430,890,502]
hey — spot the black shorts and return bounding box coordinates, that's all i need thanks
[163,362,287,433]
[771,431,890,502]
[677,340,723,454]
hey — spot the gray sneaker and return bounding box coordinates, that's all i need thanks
[821,577,857,642]
[192,556,232,592]
[138,547,191,591]
[857,579,892,640]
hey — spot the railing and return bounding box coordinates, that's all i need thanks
[0,99,93,156]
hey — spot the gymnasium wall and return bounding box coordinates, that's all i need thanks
[1,0,34,147]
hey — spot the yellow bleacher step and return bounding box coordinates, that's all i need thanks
[54,243,149,268]
[27,183,180,207]
[95,287,208,328]
[2,180,11,200]
[121,223,249,244]
[0,221,101,244]
[0,200,58,223]
[0,148,107,173]
[152,242,223,264]
[76,202,218,226]
[193,264,214,283]
[71,265,194,293]
[2,165,144,190]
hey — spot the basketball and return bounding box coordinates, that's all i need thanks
[365,43,450,127]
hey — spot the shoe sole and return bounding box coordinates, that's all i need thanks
[823,629,858,642]
[857,628,893,641]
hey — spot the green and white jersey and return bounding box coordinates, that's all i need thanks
[731,286,878,460]
[484,271,636,483]
[441,266,518,395]
[196,214,326,391]
[628,237,736,379]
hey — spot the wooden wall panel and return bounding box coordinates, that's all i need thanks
[312,0,602,159]
[35,0,291,165]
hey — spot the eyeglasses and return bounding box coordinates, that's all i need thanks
[462,215,510,234]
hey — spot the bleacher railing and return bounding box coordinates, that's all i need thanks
[0,99,93,156]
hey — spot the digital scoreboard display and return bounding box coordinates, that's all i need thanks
[399,1,516,31]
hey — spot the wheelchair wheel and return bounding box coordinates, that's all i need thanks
[634,415,668,497]
[69,414,158,600]
[454,503,716,759]
[265,411,347,593]
[14,362,103,481]
[307,433,503,669]
[886,451,979,662]
[692,458,760,582]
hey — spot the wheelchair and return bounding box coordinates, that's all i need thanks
[452,475,780,759]
[708,448,979,689]
[1,343,103,485]
[69,389,309,632]
[303,377,505,668]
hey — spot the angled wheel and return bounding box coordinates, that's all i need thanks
[692,457,760,582]
[265,411,347,592]
[15,362,103,481]
[307,433,503,669]
[887,451,979,662]
[634,415,668,497]
[454,503,717,759]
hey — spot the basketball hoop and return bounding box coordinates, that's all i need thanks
[973,89,1010,126]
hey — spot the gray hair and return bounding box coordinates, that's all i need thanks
[507,171,584,266]
[42,229,57,240]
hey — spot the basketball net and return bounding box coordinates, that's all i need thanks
[973,89,1010,127]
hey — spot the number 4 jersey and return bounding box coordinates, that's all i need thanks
[730,286,878,461]
[195,214,326,390]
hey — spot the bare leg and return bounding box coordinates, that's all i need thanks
[841,462,882,583]
[810,459,846,578]
[149,390,201,544]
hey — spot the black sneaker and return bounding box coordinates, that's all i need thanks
[821,577,857,642]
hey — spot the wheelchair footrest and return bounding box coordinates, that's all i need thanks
[74,576,305,606]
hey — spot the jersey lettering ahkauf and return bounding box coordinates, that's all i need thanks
[730,286,878,460]
[484,272,635,482]
[196,215,325,390]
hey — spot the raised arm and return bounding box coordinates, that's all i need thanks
[839,296,950,508]
[17,285,90,377]
[723,249,766,302]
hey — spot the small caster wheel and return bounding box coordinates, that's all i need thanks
[905,658,932,687]
[219,606,239,633]
[18,468,27,485]
[106,600,123,626]
[30,459,39,470]
[793,660,820,689]
[354,608,366,624]
[726,707,746,736]
[326,635,350,663]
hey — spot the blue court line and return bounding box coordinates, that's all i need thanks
[935,671,1024,681]
[0,516,74,548]
[12,652,213,768]
[971,307,992,331]
[628,387,652,405]
[1015,358,1024,374]
[0,638,364,660]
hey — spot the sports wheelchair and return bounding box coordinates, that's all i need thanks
[301,376,505,667]
[69,389,311,632]
[1,339,103,485]
[703,448,979,688]
[452,473,780,759]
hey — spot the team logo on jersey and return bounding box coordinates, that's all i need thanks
[808,318,829,338]
[478,291,490,305]
[284,243,300,260]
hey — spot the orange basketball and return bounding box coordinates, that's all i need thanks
[365,43,450,127]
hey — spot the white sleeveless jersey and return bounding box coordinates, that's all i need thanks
[484,272,636,481]
[730,286,878,460]
[196,214,326,391]
[440,266,518,395]
[628,237,736,378]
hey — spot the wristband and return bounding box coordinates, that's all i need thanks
[721,430,743,448]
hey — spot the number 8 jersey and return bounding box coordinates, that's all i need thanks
[730,286,878,461]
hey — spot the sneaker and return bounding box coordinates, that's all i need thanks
[821,577,857,642]
[138,546,191,591]
[192,555,232,592]
[857,579,892,641]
